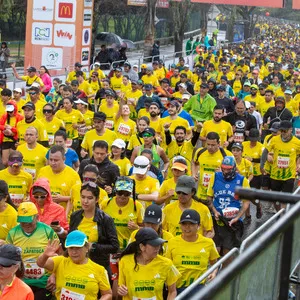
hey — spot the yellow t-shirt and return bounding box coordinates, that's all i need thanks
[40,117,65,146]
[52,256,110,300]
[114,116,136,142]
[101,197,144,250]
[79,81,93,96]
[162,200,213,237]
[14,98,27,114]
[37,165,81,209]
[89,69,105,80]
[17,118,48,145]
[170,76,180,88]
[81,129,117,157]
[24,99,47,120]
[130,175,160,209]
[127,133,144,151]
[266,135,300,180]
[236,157,253,179]
[159,177,178,204]
[70,183,108,215]
[0,169,32,208]
[193,148,233,199]
[110,157,131,176]
[200,120,233,147]
[17,143,47,179]
[78,216,98,243]
[66,71,86,83]
[55,109,84,140]
[242,141,264,176]
[180,70,193,81]
[78,109,95,139]
[165,235,220,287]
[137,108,150,119]
[258,100,275,117]
[110,76,123,91]
[263,133,275,173]
[141,74,159,87]
[244,94,264,108]
[129,229,174,256]
[121,83,132,94]
[157,116,191,137]
[149,117,160,132]
[0,204,17,240]
[119,254,181,300]
[99,102,119,130]
[125,89,143,119]
[285,100,298,116]
[232,80,242,95]
[20,75,44,87]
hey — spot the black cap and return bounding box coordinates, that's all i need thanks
[248,128,260,141]
[124,61,131,67]
[0,180,9,196]
[93,112,106,121]
[270,122,280,132]
[143,204,162,224]
[220,75,228,81]
[279,120,292,130]
[179,209,200,224]
[71,80,79,86]
[152,61,159,65]
[161,78,170,84]
[27,66,36,72]
[32,186,47,194]
[22,102,35,110]
[142,127,155,136]
[135,227,166,246]
[105,89,116,97]
[200,83,209,89]
[275,97,285,103]
[149,102,160,108]
[75,71,84,77]
[75,62,82,67]
[217,85,226,91]
[169,100,180,108]
[0,244,22,266]
[144,84,153,90]
[231,142,243,151]
[158,59,164,64]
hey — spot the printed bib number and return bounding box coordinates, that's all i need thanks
[60,288,85,300]
[277,156,290,168]
[222,207,239,219]
[133,297,156,300]
[295,128,300,138]
[234,132,244,142]
[10,194,24,207]
[66,139,73,148]
[24,262,45,279]
[202,173,212,187]
[118,123,131,135]
[24,167,36,179]
[105,120,114,129]
[48,135,54,146]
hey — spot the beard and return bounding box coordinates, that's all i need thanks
[150,111,158,117]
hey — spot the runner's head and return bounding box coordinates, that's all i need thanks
[175,175,196,205]
[179,209,200,238]
[8,151,23,175]
[279,120,293,141]
[221,156,237,181]
[17,202,38,234]
[213,104,224,122]
[206,132,220,154]
[174,126,187,143]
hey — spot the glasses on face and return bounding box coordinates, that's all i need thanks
[82,181,98,188]
[83,177,97,183]
[142,133,153,138]
[116,191,131,197]
[33,194,47,200]
[259,88,264,90]
[177,191,188,195]
[92,76,97,78]
[29,92,37,95]
[43,109,53,114]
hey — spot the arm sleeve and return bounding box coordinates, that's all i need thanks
[165,130,172,145]
[260,148,269,169]
[191,131,200,147]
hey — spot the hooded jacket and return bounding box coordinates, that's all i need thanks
[30,178,69,231]
[0,100,24,143]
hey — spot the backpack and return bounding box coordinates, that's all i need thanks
[208,39,214,46]
[195,147,227,162]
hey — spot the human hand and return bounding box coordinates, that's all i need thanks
[167,189,175,197]
[213,210,221,221]
[163,122,171,130]
[118,285,128,296]
[127,220,138,230]
[52,194,62,203]
[11,62,16,69]
[44,240,60,257]
[104,185,112,195]
[46,273,56,292]
[229,217,238,226]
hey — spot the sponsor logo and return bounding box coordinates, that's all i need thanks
[34,27,50,40]
[56,29,73,40]
[58,2,73,18]
[83,30,89,44]
[32,0,54,21]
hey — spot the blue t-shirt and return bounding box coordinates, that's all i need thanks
[162,110,194,126]
[46,148,78,167]
[292,116,300,139]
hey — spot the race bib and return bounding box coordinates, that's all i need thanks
[160,97,168,106]
[48,135,54,146]
[60,288,85,300]
[66,138,73,148]
[10,194,24,207]
[24,167,36,179]
[295,128,300,138]
[133,297,156,300]
[277,156,290,168]
[202,172,212,187]
[222,207,239,219]
[105,120,114,129]
[24,262,45,279]
[234,132,244,142]
[118,123,131,135]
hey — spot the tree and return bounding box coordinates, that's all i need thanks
[144,0,157,58]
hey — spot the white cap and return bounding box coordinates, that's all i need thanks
[94,62,100,66]
[182,93,191,100]
[112,139,126,149]
[133,156,150,175]
[184,64,189,68]
[74,99,88,105]
[30,82,40,88]
[179,83,187,89]
[133,64,138,68]
[13,88,22,93]
[6,104,14,112]
[245,101,251,109]
[284,90,293,95]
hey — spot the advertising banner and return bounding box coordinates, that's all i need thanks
[191,0,283,8]
[25,0,95,74]
[127,0,169,8]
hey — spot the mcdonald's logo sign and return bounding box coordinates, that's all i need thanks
[58,2,73,18]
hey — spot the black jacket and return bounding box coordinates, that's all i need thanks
[79,156,120,190]
[69,208,119,268]
[263,107,293,127]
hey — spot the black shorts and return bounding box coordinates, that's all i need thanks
[1,141,16,150]
[213,218,244,250]
[250,175,262,189]
[261,174,271,189]
[270,178,295,193]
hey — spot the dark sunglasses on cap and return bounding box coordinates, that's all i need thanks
[116,191,131,197]
[43,109,53,114]
[29,92,37,95]
[133,163,148,169]
[33,194,47,200]
[177,191,188,195]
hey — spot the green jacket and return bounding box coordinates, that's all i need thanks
[186,40,192,55]
[183,93,216,122]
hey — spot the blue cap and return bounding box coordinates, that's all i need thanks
[221,156,236,169]
[65,230,88,248]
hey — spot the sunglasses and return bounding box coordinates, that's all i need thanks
[142,133,153,138]
[92,76,97,78]
[43,109,53,114]
[116,191,131,197]
[83,177,97,183]
[177,191,189,195]
[33,195,47,200]
[133,163,148,169]
[82,181,98,188]
[29,92,37,95]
